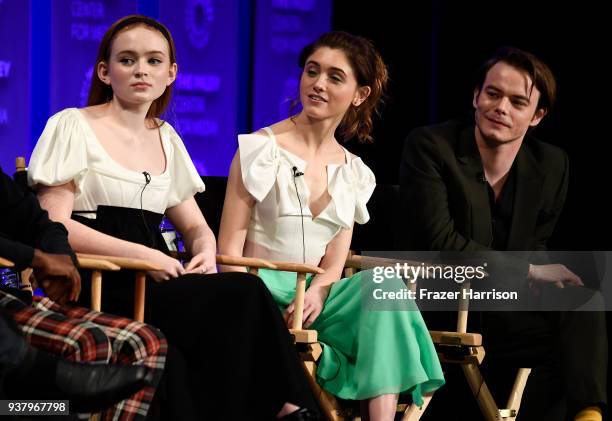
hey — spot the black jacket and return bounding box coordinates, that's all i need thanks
[0,166,74,270]
[399,119,569,286]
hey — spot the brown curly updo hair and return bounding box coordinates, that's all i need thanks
[298,31,388,143]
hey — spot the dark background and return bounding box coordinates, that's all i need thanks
[331,1,610,418]
[333,0,609,251]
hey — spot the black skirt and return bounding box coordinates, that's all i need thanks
[73,206,315,420]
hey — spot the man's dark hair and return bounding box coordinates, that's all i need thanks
[476,46,557,114]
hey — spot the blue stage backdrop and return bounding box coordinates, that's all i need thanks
[159,0,241,176]
[0,0,330,176]
[0,0,30,173]
[252,0,332,130]
[50,0,137,113]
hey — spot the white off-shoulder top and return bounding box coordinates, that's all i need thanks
[239,127,375,266]
[28,108,205,217]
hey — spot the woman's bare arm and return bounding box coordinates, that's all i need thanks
[37,182,184,281]
[165,197,217,274]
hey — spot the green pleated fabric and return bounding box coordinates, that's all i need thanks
[258,268,445,406]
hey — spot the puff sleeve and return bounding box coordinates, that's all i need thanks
[28,109,89,195]
[350,157,376,224]
[237,133,280,202]
[326,157,376,228]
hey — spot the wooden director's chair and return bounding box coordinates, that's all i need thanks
[349,182,532,421]
[431,280,530,421]
[15,156,164,323]
[75,253,162,322]
[9,251,159,324]
[345,253,532,421]
[216,253,431,421]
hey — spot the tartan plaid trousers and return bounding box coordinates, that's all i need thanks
[0,289,167,421]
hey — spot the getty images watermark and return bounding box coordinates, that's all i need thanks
[370,262,519,302]
[360,251,610,312]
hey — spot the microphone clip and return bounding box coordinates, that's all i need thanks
[142,171,151,184]
[292,166,304,177]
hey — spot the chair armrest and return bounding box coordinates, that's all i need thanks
[0,257,14,268]
[215,254,277,269]
[76,253,162,271]
[76,256,120,271]
[345,254,488,275]
[76,253,154,322]
[430,331,482,346]
[268,261,325,275]
[345,254,429,269]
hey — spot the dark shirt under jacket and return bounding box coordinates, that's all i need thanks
[487,165,517,252]
[0,166,74,269]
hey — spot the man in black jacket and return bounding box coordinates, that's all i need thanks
[400,47,606,421]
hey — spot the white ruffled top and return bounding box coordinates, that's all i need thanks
[239,127,375,266]
[28,108,205,217]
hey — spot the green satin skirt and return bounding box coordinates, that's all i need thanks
[258,268,445,406]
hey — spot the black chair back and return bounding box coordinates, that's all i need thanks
[351,184,401,252]
[195,176,228,238]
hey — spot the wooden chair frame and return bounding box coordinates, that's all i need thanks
[216,254,433,421]
[75,253,162,322]
[0,257,14,268]
[346,253,531,421]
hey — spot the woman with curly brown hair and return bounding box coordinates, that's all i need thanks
[220,31,444,421]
